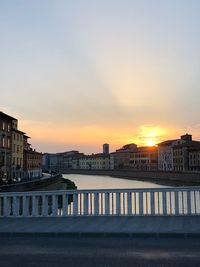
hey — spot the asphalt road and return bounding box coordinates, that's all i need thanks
[0,236,200,267]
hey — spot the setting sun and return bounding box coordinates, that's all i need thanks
[146,139,156,147]
[131,125,168,148]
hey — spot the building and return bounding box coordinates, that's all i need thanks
[110,144,137,169]
[173,134,200,172]
[42,153,50,172]
[46,151,83,173]
[157,139,184,171]
[0,112,14,182]
[23,136,42,179]
[79,153,110,169]
[130,146,158,171]
[188,149,200,172]
[11,128,25,180]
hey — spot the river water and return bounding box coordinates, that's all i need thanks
[63,174,166,190]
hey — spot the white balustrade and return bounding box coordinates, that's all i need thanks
[0,187,200,218]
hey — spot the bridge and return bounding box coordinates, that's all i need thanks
[0,186,200,236]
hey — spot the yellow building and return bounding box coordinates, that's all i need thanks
[79,154,110,169]
[11,121,25,180]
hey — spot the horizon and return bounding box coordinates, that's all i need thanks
[1,1,200,154]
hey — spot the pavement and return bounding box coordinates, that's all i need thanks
[1,216,200,235]
[0,236,200,267]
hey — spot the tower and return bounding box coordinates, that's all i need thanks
[103,143,109,154]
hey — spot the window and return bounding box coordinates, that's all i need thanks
[7,138,10,149]
[2,137,5,147]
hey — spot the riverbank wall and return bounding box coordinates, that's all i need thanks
[63,169,200,186]
[0,174,62,192]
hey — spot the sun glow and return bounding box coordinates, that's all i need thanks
[134,125,168,147]
[146,139,156,147]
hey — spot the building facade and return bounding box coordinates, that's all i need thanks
[23,136,42,179]
[11,129,24,180]
[0,112,14,182]
[79,153,110,169]
[157,140,182,171]
[172,134,200,172]
[189,149,200,172]
[45,151,84,173]
[110,144,137,170]
[130,146,158,171]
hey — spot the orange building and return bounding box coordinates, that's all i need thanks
[23,136,42,179]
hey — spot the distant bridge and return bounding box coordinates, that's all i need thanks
[0,187,200,235]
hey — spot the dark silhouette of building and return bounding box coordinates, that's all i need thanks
[103,143,109,154]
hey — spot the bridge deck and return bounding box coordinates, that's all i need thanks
[1,215,200,236]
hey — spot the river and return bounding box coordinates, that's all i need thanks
[63,174,166,190]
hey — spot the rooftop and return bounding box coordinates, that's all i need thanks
[0,112,17,121]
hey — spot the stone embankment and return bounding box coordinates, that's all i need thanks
[63,169,200,186]
[0,174,62,192]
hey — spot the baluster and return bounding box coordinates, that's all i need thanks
[174,191,179,215]
[116,192,120,215]
[13,196,19,217]
[62,194,68,216]
[134,193,137,214]
[3,196,10,217]
[42,195,48,216]
[73,193,78,216]
[52,195,58,216]
[127,192,132,215]
[105,192,110,215]
[162,191,167,215]
[94,193,99,215]
[139,192,143,215]
[123,193,126,214]
[32,196,38,216]
[22,196,29,217]
[194,191,197,214]
[150,192,155,215]
[83,193,88,215]
[187,191,192,215]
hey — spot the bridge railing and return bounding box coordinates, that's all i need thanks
[0,187,200,217]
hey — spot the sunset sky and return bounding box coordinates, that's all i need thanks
[1,1,200,153]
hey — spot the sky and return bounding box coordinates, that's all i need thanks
[1,0,200,154]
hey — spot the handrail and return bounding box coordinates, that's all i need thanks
[0,187,200,217]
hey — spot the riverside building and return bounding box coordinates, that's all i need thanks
[11,128,25,180]
[0,112,13,182]
[130,146,158,171]
[23,135,42,179]
[110,144,137,169]
[0,111,42,182]
[79,153,110,170]
[157,139,183,171]
[173,134,200,172]
[157,134,200,172]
